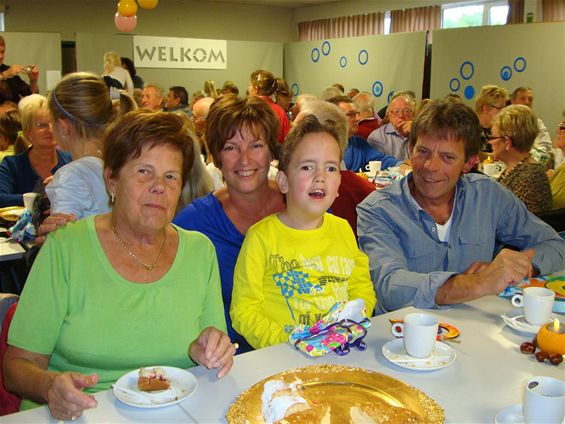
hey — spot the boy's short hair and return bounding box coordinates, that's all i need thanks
[278,114,343,173]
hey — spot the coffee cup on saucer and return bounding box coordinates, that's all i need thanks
[391,313,439,358]
[512,287,555,326]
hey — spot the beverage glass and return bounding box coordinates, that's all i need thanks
[403,313,439,358]
[523,376,565,424]
[23,192,38,212]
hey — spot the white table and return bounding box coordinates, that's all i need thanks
[2,295,564,423]
[0,239,25,262]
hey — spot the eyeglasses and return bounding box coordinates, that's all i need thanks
[558,124,565,131]
[389,108,413,117]
[33,122,52,130]
[346,111,360,118]
[487,136,504,142]
[489,104,504,111]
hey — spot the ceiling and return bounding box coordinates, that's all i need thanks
[192,0,342,7]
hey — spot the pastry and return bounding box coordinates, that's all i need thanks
[137,367,171,392]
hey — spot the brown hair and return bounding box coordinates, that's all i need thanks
[249,70,277,96]
[49,72,116,140]
[278,114,343,173]
[409,98,481,160]
[491,104,538,152]
[0,110,22,144]
[103,110,195,185]
[205,95,279,167]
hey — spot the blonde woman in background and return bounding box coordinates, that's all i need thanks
[204,80,218,99]
[102,51,133,96]
[489,105,552,214]
[0,94,71,207]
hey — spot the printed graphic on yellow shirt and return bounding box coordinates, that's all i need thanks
[270,253,351,327]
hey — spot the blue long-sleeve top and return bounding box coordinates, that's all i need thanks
[344,135,402,172]
[0,148,71,207]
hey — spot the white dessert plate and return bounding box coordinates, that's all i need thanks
[501,309,558,335]
[381,339,456,371]
[113,366,197,408]
[495,403,565,424]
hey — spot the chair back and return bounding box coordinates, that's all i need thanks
[536,208,565,233]
[0,293,18,334]
[0,299,21,415]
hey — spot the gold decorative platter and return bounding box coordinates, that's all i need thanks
[226,364,444,423]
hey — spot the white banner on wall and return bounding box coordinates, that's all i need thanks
[133,36,227,69]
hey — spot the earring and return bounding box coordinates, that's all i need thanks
[505,146,509,151]
[111,192,115,204]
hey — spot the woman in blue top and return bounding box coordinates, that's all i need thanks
[174,95,285,353]
[0,94,70,207]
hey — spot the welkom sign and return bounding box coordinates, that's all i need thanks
[133,36,227,69]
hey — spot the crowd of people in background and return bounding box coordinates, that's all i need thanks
[0,38,564,419]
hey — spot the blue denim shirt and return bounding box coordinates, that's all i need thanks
[357,173,565,314]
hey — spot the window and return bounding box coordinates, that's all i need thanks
[442,1,509,29]
[384,11,391,34]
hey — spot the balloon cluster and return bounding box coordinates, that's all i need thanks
[114,0,159,33]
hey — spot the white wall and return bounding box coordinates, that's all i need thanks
[2,0,295,42]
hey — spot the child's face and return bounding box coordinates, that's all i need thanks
[280,132,341,224]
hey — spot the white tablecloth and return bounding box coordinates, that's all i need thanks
[3,295,564,423]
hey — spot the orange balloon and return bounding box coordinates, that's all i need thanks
[138,0,159,9]
[117,0,138,17]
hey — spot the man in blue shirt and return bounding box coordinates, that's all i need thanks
[358,98,565,314]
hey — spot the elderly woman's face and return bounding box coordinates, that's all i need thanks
[218,124,272,196]
[27,110,55,148]
[109,144,183,232]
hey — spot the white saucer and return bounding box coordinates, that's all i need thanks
[495,404,523,424]
[501,309,557,335]
[113,366,197,408]
[381,339,456,371]
[495,403,565,424]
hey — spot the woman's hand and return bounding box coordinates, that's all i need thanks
[188,327,236,378]
[34,213,77,247]
[46,372,99,420]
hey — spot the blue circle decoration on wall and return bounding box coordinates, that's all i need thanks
[311,48,320,63]
[514,57,526,72]
[500,66,512,81]
[459,61,474,80]
[449,78,461,92]
[340,56,347,68]
[372,81,383,97]
[291,83,299,96]
[358,49,369,65]
[387,91,395,103]
[464,85,475,100]
[322,41,331,56]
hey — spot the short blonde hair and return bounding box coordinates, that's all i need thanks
[491,104,538,152]
[475,85,509,112]
[18,94,49,132]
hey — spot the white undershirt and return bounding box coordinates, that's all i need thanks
[436,214,453,242]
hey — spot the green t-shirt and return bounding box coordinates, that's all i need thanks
[9,215,225,408]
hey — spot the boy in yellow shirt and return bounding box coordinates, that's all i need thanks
[230,115,376,349]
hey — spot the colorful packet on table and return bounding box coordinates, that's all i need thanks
[9,209,36,242]
[499,274,565,313]
[289,299,370,357]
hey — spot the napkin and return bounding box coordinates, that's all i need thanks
[289,299,370,357]
[9,209,36,242]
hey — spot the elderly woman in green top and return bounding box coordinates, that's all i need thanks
[3,110,235,420]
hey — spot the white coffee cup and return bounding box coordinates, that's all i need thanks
[402,313,439,358]
[365,161,382,175]
[523,287,555,326]
[483,162,502,177]
[523,376,565,424]
[23,192,38,212]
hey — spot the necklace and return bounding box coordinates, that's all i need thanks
[111,225,167,270]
